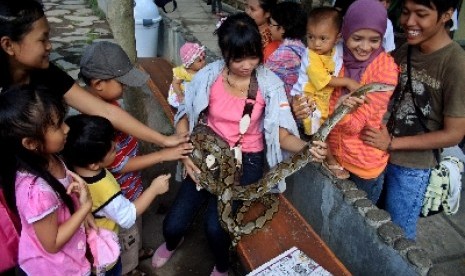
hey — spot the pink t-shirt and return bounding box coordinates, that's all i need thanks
[207,74,265,153]
[15,170,90,276]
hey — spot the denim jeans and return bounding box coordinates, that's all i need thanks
[383,163,431,240]
[163,152,264,272]
[349,171,385,204]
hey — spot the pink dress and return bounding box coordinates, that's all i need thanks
[15,170,90,276]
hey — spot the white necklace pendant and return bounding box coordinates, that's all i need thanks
[239,114,251,135]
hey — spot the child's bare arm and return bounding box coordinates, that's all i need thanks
[64,83,189,147]
[133,174,171,216]
[33,205,90,253]
[118,144,193,173]
[33,176,92,253]
[171,77,184,95]
[176,116,201,183]
[278,128,327,162]
[328,76,361,92]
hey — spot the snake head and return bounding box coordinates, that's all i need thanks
[366,82,396,93]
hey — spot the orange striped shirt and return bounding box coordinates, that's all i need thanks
[328,52,399,179]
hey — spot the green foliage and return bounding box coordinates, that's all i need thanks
[85,0,106,20]
[86,29,100,44]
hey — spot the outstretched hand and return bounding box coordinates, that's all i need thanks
[160,142,194,161]
[162,131,190,147]
[182,157,201,185]
[150,174,171,196]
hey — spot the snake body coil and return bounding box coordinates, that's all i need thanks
[190,82,394,245]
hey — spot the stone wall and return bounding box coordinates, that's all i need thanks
[285,165,431,275]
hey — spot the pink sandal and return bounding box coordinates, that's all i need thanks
[151,238,184,268]
[211,266,228,276]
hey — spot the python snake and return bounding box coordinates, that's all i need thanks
[190,82,394,246]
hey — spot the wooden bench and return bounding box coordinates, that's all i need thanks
[237,194,351,275]
[137,57,176,125]
[139,57,350,275]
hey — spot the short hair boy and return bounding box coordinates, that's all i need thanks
[364,0,465,239]
[79,41,189,274]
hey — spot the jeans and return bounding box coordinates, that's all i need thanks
[163,152,264,272]
[349,171,385,204]
[383,163,431,240]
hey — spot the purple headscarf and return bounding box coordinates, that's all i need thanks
[342,0,387,83]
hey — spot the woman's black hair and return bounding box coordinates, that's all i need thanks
[270,2,307,40]
[0,85,73,214]
[216,12,263,66]
[403,0,459,28]
[62,114,114,169]
[257,0,277,13]
[0,0,45,87]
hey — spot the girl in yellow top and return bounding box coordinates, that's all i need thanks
[168,42,206,108]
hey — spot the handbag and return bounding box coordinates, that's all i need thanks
[422,155,463,217]
[87,228,121,276]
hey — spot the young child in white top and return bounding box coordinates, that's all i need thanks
[62,114,171,273]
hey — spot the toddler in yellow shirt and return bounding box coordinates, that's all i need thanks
[168,42,206,108]
[292,7,358,136]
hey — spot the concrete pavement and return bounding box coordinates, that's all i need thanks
[44,0,465,274]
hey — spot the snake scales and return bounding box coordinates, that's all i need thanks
[190,82,395,246]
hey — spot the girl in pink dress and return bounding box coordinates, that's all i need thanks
[0,86,93,276]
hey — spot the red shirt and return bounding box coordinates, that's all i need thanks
[107,101,143,201]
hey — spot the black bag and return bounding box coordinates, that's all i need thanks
[154,0,177,13]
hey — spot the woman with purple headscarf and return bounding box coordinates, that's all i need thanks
[325,0,398,203]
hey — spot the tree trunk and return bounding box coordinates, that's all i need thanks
[106,0,149,137]
[107,0,136,62]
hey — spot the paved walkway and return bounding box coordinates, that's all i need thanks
[44,0,465,275]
